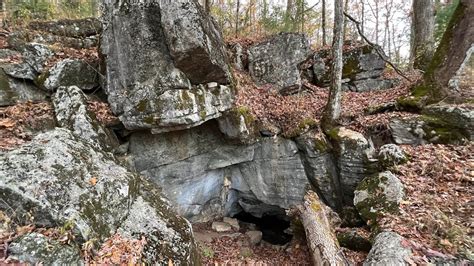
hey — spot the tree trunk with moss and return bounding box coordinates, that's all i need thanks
[409,0,473,105]
[298,191,346,266]
[411,0,435,70]
[321,0,344,132]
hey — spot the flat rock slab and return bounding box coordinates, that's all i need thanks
[212,222,232,232]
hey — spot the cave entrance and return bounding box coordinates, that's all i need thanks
[233,211,293,245]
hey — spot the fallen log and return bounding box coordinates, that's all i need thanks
[297,191,347,266]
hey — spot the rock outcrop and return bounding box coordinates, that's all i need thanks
[101,0,234,132]
[304,44,395,92]
[332,127,378,205]
[364,231,412,265]
[295,131,342,210]
[248,33,310,94]
[129,121,309,221]
[0,129,199,264]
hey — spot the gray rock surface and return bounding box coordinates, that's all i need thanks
[378,144,407,167]
[212,221,232,232]
[354,171,405,222]
[248,33,310,94]
[389,118,427,145]
[2,63,36,80]
[42,59,99,91]
[0,69,47,106]
[364,231,412,266]
[0,129,199,264]
[53,86,118,151]
[295,131,342,210]
[333,127,378,205]
[129,121,309,221]
[423,104,474,141]
[217,108,257,144]
[101,0,233,132]
[8,233,83,265]
[22,43,53,73]
[307,44,394,92]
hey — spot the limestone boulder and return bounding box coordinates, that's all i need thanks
[332,127,378,205]
[364,232,412,266]
[41,59,99,91]
[354,171,405,223]
[295,131,342,210]
[0,129,199,264]
[101,0,233,132]
[0,69,47,106]
[248,33,310,94]
[378,144,407,167]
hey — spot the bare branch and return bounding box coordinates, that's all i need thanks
[343,11,412,81]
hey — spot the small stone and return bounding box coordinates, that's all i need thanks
[245,230,262,246]
[223,217,240,230]
[207,82,218,89]
[378,144,407,167]
[211,222,232,232]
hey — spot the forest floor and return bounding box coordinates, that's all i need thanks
[1,30,473,265]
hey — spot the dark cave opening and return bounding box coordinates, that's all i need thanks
[233,211,293,245]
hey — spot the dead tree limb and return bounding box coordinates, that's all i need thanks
[297,191,347,266]
[344,11,412,81]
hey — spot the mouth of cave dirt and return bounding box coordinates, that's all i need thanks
[233,210,293,245]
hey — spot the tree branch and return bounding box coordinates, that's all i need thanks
[344,11,412,81]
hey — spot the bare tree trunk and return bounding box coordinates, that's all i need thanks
[298,191,346,265]
[322,0,327,45]
[321,0,344,131]
[235,0,240,36]
[375,0,379,44]
[285,0,295,31]
[360,0,364,36]
[204,0,211,14]
[411,0,435,70]
[343,0,349,39]
[417,0,474,102]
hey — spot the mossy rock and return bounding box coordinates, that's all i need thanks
[353,171,405,224]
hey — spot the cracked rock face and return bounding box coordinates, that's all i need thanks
[101,0,233,132]
[129,121,309,221]
[0,129,199,264]
[0,69,47,107]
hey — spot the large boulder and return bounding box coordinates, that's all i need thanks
[28,18,101,38]
[0,129,199,264]
[354,171,405,223]
[8,233,83,265]
[248,33,310,94]
[331,127,378,205]
[422,104,474,141]
[41,59,99,91]
[129,121,309,221]
[0,69,47,106]
[378,144,407,168]
[52,86,119,151]
[295,131,342,210]
[2,63,36,81]
[306,44,394,92]
[364,231,412,266]
[101,0,233,132]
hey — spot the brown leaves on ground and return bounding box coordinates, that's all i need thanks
[380,144,473,260]
[234,69,417,137]
[199,234,311,265]
[0,101,55,151]
[87,100,120,127]
[86,234,146,265]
